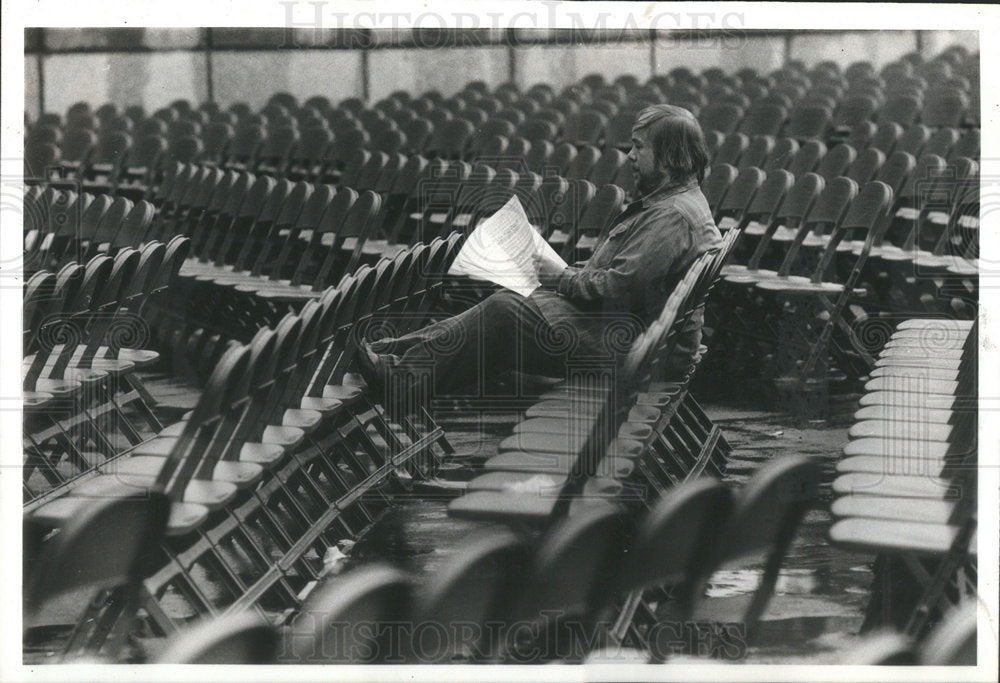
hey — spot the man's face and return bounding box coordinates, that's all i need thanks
[627,127,665,196]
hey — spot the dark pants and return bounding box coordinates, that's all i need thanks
[369,290,601,398]
[369,290,700,401]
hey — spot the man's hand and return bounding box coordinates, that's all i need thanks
[533,253,566,287]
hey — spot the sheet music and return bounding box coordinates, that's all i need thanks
[448,195,568,296]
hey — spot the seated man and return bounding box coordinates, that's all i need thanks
[359,104,722,407]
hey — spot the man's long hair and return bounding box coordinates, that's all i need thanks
[633,104,710,184]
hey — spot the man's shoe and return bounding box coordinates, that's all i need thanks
[355,342,388,398]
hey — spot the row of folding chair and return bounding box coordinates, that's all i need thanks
[829,318,977,638]
[144,449,818,664]
[700,146,976,394]
[23,237,189,503]
[707,126,978,182]
[23,235,465,659]
[26,40,976,198]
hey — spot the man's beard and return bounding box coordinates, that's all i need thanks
[635,168,669,196]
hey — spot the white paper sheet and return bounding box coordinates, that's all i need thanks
[447,195,567,297]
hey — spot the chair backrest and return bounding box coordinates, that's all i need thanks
[746,173,824,271]
[715,166,765,226]
[289,564,412,663]
[701,163,738,214]
[816,143,857,181]
[787,139,827,177]
[158,613,277,664]
[896,124,931,157]
[515,502,629,627]
[811,180,893,282]
[411,529,531,661]
[23,492,170,619]
[762,137,799,173]
[923,127,960,158]
[920,600,977,665]
[713,133,748,167]
[869,121,904,155]
[567,145,601,181]
[847,147,885,185]
[618,478,733,610]
[704,455,821,635]
[739,134,774,170]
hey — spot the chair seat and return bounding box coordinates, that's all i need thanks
[717,216,740,231]
[769,225,799,242]
[832,472,956,499]
[25,364,109,386]
[24,391,55,409]
[31,496,209,537]
[831,495,958,525]
[449,491,613,523]
[836,455,946,477]
[69,472,238,510]
[870,365,959,381]
[111,456,264,488]
[854,404,953,424]
[858,391,956,410]
[263,424,306,447]
[299,396,344,415]
[743,220,770,236]
[282,408,323,432]
[879,345,963,359]
[498,430,644,455]
[236,442,286,467]
[946,260,977,276]
[255,286,319,301]
[427,212,450,225]
[465,471,622,496]
[865,376,957,394]
[848,419,952,442]
[723,269,777,286]
[484,451,635,479]
[755,277,845,294]
[448,491,558,523]
[843,436,952,460]
[510,418,653,441]
[118,348,160,367]
[323,384,364,404]
[829,517,976,556]
[27,377,82,395]
[896,319,974,331]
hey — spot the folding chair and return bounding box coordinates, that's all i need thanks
[712,166,764,231]
[847,147,885,185]
[712,133,748,167]
[869,121,904,155]
[684,455,821,646]
[896,124,932,157]
[831,320,977,636]
[762,137,799,173]
[922,90,968,128]
[738,102,787,137]
[408,529,531,662]
[24,492,170,661]
[700,163,738,216]
[755,180,893,389]
[787,139,827,177]
[816,142,857,181]
[737,135,773,170]
[158,612,277,663]
[922,127,960,158]
[561,183,625,263]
